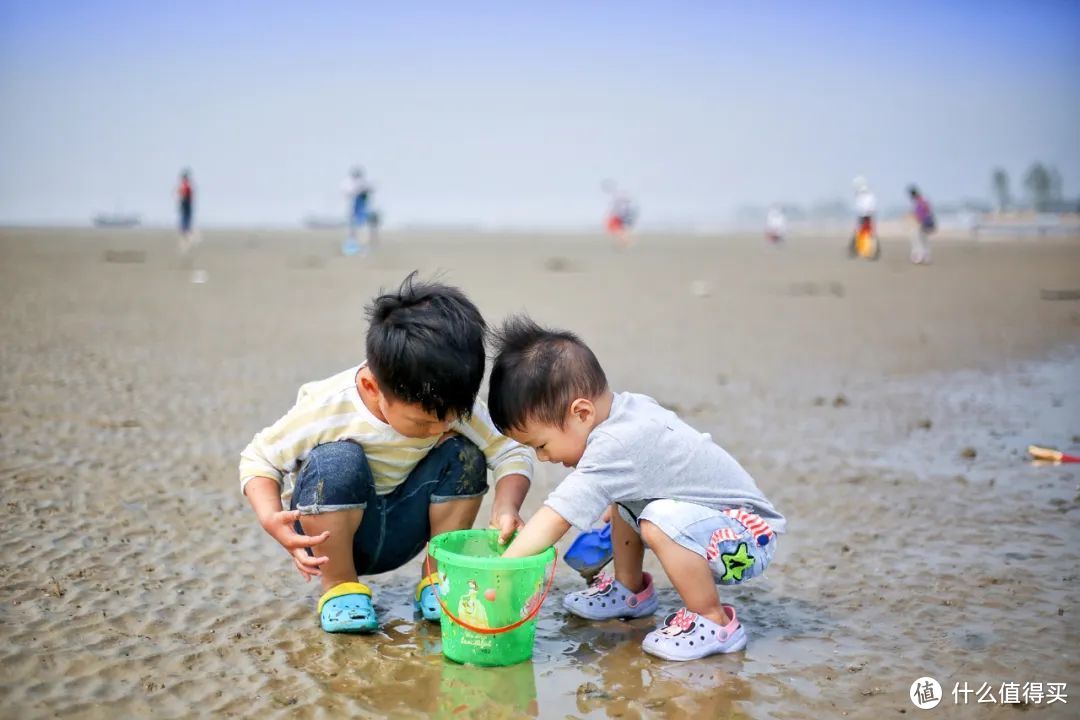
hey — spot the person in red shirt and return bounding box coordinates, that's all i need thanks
[602,180,637,249]
[177,169,195,254]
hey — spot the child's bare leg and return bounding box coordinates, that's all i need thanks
[429,496,483,541]
[423,490,483,578]
[426,496,482,576]
[640,519,729,626]
[300,509,364,592]
[610,504,645,592]
[386,436,485,622]
[423,435,486,576]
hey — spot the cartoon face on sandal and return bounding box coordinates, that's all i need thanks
[562,572,659,621]
[643,605,747,661]
[582,573,615,597]
[658,608,699,638]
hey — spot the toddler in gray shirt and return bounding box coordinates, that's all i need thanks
[493,315,784,661]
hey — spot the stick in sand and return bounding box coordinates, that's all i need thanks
[1027,445,1080,464]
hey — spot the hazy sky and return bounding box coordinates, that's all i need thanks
[1,1,1078,228]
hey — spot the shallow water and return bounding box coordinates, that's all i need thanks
[1,229,1077,718]
[261,355,1080,720]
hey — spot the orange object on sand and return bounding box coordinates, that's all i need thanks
[1027,445,1080,463]
[854,218,877,259]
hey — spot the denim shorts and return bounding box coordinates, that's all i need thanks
[290,437,488,576]
[618,499,778,585]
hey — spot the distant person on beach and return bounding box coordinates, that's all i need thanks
[366,207,382,247]
[492,316,784,662]
[908,185,935,265]
[177,169,196,254]
[341,166,374,255]
[602,180,637,248]
[239,273,532,634]
[765,205,786,244]
[848,176,880,260]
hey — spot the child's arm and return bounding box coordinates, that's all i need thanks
[244,476,330,581]
[491,473,530,544]
[456,402,535,542]
[238,385,317,495]
[501,506,571,558]
[239,383,334,578]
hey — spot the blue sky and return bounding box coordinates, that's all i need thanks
[1,1,1078,228]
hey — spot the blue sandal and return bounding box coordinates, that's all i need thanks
[318,582,379,633]
[414,573,442,622]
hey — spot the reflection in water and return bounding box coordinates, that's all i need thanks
[551,613,753,718]
[285,581,757,718]
[286,583,542,718]
[439,659,539,717]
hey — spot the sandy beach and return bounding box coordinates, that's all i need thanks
[1,227,1078,719]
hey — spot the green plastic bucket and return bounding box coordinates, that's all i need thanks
[426,529,557,667]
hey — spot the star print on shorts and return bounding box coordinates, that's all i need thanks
[720,542,755,582]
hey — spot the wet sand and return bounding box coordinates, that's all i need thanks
[1,228,1078,719]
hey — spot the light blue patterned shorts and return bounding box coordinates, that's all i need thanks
[617,499,778,585]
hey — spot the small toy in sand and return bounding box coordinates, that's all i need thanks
[564,523,613,582]
[341,238,363,256]
[1028,445,1080,464]
[848,177,880,260]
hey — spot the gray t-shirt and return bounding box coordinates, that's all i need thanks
[545,392,786,533]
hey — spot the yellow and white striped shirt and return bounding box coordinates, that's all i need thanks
[239,365,534,500]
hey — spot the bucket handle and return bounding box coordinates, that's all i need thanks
[423,547,559,636]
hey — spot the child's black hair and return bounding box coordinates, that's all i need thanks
[365,271,486,420]
[489,314,608,433]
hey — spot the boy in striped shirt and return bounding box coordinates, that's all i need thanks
[239,273,533,633]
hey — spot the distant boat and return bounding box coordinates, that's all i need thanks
[93,213,142,228]
[302,214,347,229]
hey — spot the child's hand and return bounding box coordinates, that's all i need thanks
[490,506,525,545]
[261,509,330,582]
[500,506,572,558]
